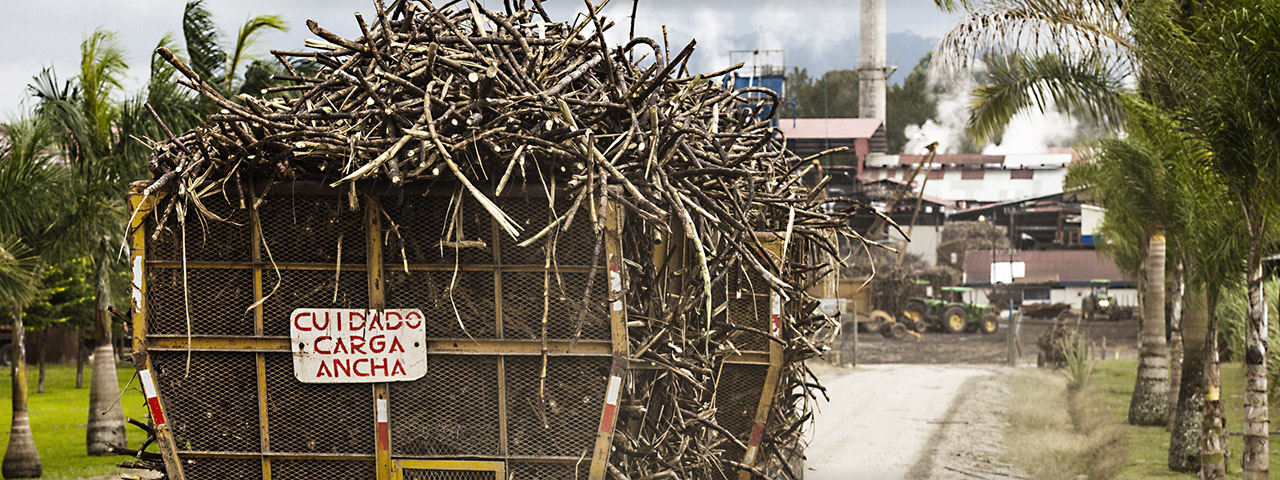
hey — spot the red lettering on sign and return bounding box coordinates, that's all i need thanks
[314,311,330,331]
[404,311,423,329]
[370,358,389,376]
[369,335,385,353]
[350,336,366,354]
[293,312,313,332]
[332,337,348,354]
[368,312,384,330]
[354,358,370,377]
[349,311,365,330]
[391,360,406,376]
[388,337,404,354]
[314,336,333,354]
[317,361,332,377]
[384,311,402,330]
[334,359,351,377]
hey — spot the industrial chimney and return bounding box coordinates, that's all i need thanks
[858,0,887,120]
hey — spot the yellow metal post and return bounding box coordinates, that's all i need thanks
[588,192,626,480]
[367,198,393,480]
[127,188,186,480]
[738,235,785,480]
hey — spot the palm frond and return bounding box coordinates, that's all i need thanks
[78,30,129,149]
[934,0,1133,78]
[967,53,1127,145]
[934,0,974,12]
[226,15,287,89]
[0,237,38,306]
[183,0,227,85]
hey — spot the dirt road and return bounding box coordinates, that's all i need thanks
[803,362,1025,480]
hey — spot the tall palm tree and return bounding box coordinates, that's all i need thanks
[0,115,66,479]
[1129,2,1280,477]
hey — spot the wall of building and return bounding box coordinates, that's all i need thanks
[885,224,942,266]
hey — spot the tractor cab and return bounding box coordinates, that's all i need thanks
[1083,279,1115,321]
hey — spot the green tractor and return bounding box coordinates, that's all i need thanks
[902,286,1000,334]
[1082,279,1115,321]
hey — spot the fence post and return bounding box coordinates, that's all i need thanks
[1007,299,1016,366]
[850,299,858,367]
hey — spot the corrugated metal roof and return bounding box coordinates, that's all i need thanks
[963,249,1130,285]
[778,118,883,139]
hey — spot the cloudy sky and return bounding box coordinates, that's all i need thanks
[0,0,962,118]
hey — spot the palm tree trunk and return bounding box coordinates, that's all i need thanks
[1168,284,1205,472]
[2,304,42,478]
[1167,257,1185,432]
[86,271,125,456]
[1130,231,1169,425]
[1201,288,1227,479]
[1241,235,1269,480]
[74,325,84,389]
[35,328,45,394]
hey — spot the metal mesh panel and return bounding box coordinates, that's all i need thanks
[180,457,261,480]
[258,194,366,264]
[146,268,255,336]
[390,355,500,456]
[382,195,493,265]
[403,470,495,480]
[505,356,609,456]
[262,269,368,336]
[150,351,259,452]
[270,459,377,480]
[497,197,552,266]
[715,363,768,461]
[264,353,375,453]
[385,270,496,338]
[501,272,608,341]
[726,295,771,352]
[507,461,590,480]
[148,195,251,262]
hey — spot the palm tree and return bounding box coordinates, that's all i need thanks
[0,115,66,479]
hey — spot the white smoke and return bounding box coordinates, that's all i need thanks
[902,59,1081,155]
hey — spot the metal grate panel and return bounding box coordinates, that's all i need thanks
[390,355,500,456]
[505,356,609,456]
[382,194,493,265]
[715,363,768,461]
[148,195,251,262]
[265,353,375,453]
[403,470,495,480]
[146,268,255,336]
[258,194,366,264]
[507,461,590,480]
[385,270,496,338]
[271,459,377,480]
[180,457,261,480]
[262,269,368,336]
[501,272,608,341]
[150,351,259,452]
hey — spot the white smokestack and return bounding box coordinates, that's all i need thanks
[858,0,886,120]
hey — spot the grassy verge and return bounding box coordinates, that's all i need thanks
[1004,369,1127,479]
[1093,359,1280,478]
[1,362,147,480]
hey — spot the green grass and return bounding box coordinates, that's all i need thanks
[1093,359,1280,478]
[0,362,147,480]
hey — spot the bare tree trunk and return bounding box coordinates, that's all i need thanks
[1168,257,1185,432]
[1241,237,1269,480]
[1130,231,1170,425]
[1169,284,1204,472]
[35,329,45,394]
[86,271,125,456]
[3,304,43,478]
[1201,288,1227,479]
[74,325,84,389]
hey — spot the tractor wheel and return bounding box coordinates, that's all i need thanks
[891,323,909,339]
[941,305,968,334]
[879,322,896,338]
[868,310,894,334]
[901,301,928,332]
[980,313,999,334]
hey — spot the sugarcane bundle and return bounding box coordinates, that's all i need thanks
[137,1,877,477]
